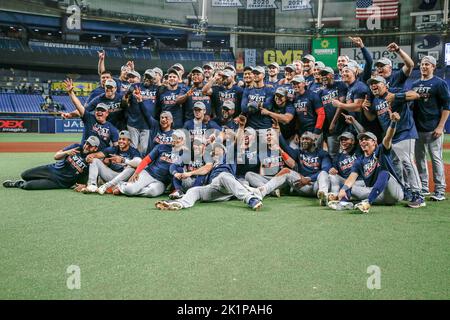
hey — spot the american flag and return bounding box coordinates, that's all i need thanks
[356,0,399,20]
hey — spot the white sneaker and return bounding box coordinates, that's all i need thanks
[317,191,327,206]
[430,193,446,201]
[155,200,183,211]
[97,184,108,195]
[354,200,371,213]
[82,184,98,193]
[328,200,354,211]
[244,185,264,200]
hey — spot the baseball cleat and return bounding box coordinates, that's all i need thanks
[155,200,183,210]
[430,192,446,201]
[248,197,263,211]
[97,184,108,195]
[421,190,431,197]
[317,191,327,206]
[328,200,354,211]
[83,184,98,193]
[3,180,15,188]
[169,190,184,200]
[245,185,264,200]
[407,194,426,208]
[272,189,281,198]
[354,200,371,213]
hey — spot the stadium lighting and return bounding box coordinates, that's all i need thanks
[47,32,52,36]
[34,29,39,32]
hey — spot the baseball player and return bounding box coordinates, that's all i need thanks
[177,67,212,120]
[347,37,373,83]
[215,100,239,130]
[235,124,260,183]
[317,67,348,159]
[63,79,119,150]
[301,54,316,87]
[240,66,255,88]
[147,111,175,152]
[155,142,263,211]
[81,130,142,194]
[309,61,325,93]
[293,59,304,76]
[374,42,414,90]
[155,68,184,129]
[291,75,326,138]
[182,101,221,142]
[202,63,215,82]
[152,67,164,86]
[411,55,450,201]
[97,50,129,93]
[115,130,187,197]
[202,69,243,123]
[278,64,296,101]
[3,136,100,190]
[247,131,331,204]
[241,66,275,130]
[328,112,404,213]
[86,70,114,105]
[168,138,206,199]
[266,62,281,87]
[363,76,424,208]
[335,55,350,81]
[327,131,365,203]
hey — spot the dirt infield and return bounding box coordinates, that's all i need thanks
[0,142,74,153]
[1,141,449,192]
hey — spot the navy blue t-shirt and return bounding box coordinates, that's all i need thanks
[183,119,222,141]
[236,145,259,178]
[296,148,331,182]
[318,81,348,135]
[81,112,119,150]
[273,100,296,139]
[259,147,285,177]
[157,86,184,129]
[102,145,141,172]
[86,85,104,105]
[146,144,183,185]
[241,86,275,129]
[332,149,360,179]
[369,92,418,143]
[205,155,236,184]
[279,82,296,102]
[212,84,243,121]
[50,143,90,187]
[180,85,212,121]
[86,93,125,130]
[384,69,408,90]
[293,90,323,135]
[309,82,323,94]
[135,82,159,121]
[305,74,315,88]
[411,76,450,132]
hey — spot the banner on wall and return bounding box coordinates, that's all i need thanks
[445,43,450,66]
[166,0,196,3]
[281,0,312,11]
[263,49,305,66]
[246,0,277,9]
[414,34,443,66]
[0,118,39,133]
[244,49,257,67]
[212,0,243,7]
[51,82,97,95]
[312,37,338,67]
[340,46,412,69]
[55,118,84,133]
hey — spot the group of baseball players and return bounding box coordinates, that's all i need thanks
[3,36,449,214]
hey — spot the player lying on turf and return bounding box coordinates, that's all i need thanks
[3,136,100,190]
[155,142,263,211]
[79,130,142,194]
[328,111,405,213]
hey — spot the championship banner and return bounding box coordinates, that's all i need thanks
[0,118,39,133]
[281,0,312,11]
[340,46,412,69]
[212,0,243,7]
[244,49,257,67]
[312,37,338,68]
[55,118,84,133]
[246,0,277,9]
[414,34,443,66]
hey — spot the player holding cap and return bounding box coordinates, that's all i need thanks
[328,112,404,213]
[82,130,142,193]
[3,136,100,190]
[411,55,450,201]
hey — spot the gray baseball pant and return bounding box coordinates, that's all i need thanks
[329,174,366,194]
[127,125,150,155]
[326,134,340,160]
[176,172,261,208]
[391,138,422,193]
[262,169,330,197]
[415,132,446,194]
[118,170,165,197]
[350,173,404,204]
[245,171,270,187]
[88,158,135,186]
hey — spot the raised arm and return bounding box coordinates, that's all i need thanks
[97,50,105,75]
[387,42,414,77]
[382,111,400,150]
[64,79,85,117]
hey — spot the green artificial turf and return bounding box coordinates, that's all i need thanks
[0,133,82,143]
[0,153,449,300]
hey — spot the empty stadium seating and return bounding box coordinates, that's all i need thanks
[0,93,87,113]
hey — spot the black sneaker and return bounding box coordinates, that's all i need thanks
[3,180,23,188]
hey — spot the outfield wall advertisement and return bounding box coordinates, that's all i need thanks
[0,118,39,133]
[55,118,84,133]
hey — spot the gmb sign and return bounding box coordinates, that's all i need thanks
[263,50,305,66]
[340,46,412,68]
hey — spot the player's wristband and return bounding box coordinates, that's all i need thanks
[389,121,397,129]
[394,92,406,101]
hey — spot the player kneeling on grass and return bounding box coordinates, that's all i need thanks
[114,130,187,197]
[3,136,100,190]
[245,131,331,204]
[155,143,263,211]
[80,130,142,194]
[328,112,405,213]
